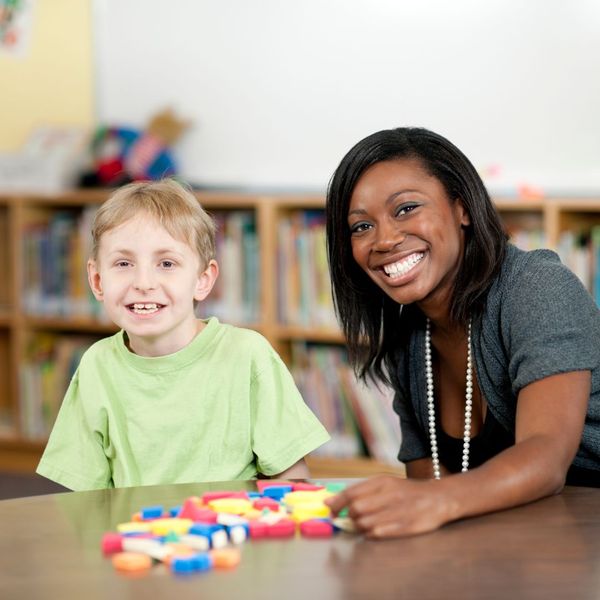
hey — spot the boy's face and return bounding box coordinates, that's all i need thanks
[87,214,218,357]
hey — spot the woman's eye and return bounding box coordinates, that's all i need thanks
[350,221,371,234]
[396,204,418,217]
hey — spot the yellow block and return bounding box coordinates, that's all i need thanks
[116,521,153,534]
[207,498,253,515]
[283,490,334,507]
[291,504,331,522]
[149,518,193,536]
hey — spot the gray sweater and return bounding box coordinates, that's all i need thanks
[394,244,600,472]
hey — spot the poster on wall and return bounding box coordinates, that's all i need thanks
[0,0,34,57]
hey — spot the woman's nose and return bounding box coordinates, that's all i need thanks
[373,219,405,251]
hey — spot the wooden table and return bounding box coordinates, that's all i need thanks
[0,481,599,599]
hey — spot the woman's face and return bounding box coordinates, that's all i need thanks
[347,157,470,316]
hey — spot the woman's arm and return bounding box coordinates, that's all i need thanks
[325,370,590,538]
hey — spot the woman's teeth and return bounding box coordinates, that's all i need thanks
[383,252,424,278]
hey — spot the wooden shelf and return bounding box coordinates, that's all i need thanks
[1,191,599,477]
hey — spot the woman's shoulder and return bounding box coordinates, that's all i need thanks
[493,244,583,298]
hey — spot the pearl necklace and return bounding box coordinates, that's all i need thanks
[425,318,473,479]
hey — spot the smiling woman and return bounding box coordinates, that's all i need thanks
[324,127,600,538]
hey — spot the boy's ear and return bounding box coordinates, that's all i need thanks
[194,259,219,302]
[87,259,105,302]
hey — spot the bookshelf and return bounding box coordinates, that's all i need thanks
[0,191,599,478]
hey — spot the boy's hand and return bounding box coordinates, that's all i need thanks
[324,475,451,539]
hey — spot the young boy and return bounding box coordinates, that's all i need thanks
[37,180,330,490]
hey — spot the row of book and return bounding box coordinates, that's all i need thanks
[290,343,401,465]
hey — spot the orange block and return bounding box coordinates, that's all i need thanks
[210,548,241,569]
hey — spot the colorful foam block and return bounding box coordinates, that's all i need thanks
[300,519,334,538]
[267,519,296,538]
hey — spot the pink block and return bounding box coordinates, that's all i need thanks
[267,519,296,538]
[300,520,334,538]
[253,497,280,511]
[101,532,123,555]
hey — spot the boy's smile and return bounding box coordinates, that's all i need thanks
[87,214,218,356]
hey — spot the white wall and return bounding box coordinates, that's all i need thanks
[94,0,600,195]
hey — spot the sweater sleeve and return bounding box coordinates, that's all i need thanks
[502,250,600,395]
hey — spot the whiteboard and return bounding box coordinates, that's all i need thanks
[93,0,600,195]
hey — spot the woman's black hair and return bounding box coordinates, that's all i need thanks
[325,127,508,384]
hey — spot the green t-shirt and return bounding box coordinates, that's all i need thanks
[37,318,330,490]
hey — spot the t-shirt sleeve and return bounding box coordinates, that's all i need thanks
[250,346,331,475]
[36,368,112,491]
[503,250,600,395]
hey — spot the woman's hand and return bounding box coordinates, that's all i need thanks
[325,474,453,538]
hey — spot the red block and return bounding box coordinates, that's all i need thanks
[292,482,325,492]
[178,498,218,523]
[300,520,334,538]
[248,521,269,539]
[267,519,296,538]
[255,480,292,493]
[253,497,280,511]
[101,532,123,555]
[201,491,249,503]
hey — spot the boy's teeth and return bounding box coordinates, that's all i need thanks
[131,303,161,313]
[383,252,424,277]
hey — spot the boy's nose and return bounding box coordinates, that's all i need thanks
[132,266,158,291]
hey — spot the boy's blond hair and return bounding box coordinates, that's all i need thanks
[91,179,216,269]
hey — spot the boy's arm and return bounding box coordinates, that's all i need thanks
[270,458,310,480]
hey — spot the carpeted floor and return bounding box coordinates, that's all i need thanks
[0,472,69,500]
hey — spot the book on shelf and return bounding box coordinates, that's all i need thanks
[277,210,337,327]
[202,211,260,324]
[19,333,98,440]
[290,343,401,464]
[21,206,103,320]
[557,227,600,306]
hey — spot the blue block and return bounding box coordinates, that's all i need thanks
[171,556,196,574]
[141,505,163,519]
[189,522,224,537]
[169,505,182,517]
[192,552,213,572]
[262,485,292,501]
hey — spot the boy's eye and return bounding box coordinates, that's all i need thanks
[115,260,131,268]
[161,260,175,268]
